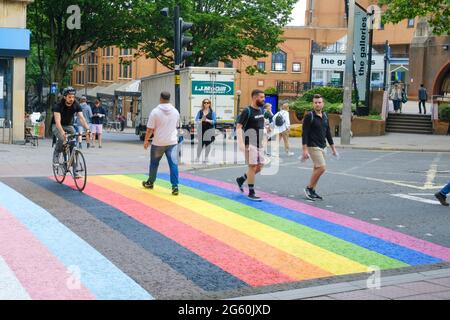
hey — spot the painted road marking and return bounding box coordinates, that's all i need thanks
[391,194,441,205]
[0,182,153,300]
[0,256,31,300]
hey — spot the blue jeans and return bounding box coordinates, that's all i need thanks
[148,144,179,188]
[440,182,450,196]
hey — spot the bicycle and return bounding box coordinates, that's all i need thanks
[52,133,88,192]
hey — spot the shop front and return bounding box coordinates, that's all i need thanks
[0,0,32,143]
[311,53,385,88]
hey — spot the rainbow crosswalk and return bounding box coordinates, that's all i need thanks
[1,173,450,300]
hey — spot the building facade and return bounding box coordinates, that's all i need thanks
[71,1,446,112]
[0,0,32,143]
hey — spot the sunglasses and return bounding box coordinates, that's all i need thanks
[203,101,211,105]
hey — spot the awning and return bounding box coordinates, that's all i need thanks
[76,86,103,100]
[115,80,141,97]
[96,83,124,99]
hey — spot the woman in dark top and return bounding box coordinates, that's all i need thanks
[195,99,217,163]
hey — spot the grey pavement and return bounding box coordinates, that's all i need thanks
[232,267,450,300]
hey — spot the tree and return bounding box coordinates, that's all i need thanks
[27,0,139,134]
[378,0,450,35]
[123,0,297,74]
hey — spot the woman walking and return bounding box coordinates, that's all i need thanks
[273,103,294,156]
[195,99,217,163]
[390,82,402,114]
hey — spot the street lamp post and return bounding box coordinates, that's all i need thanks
[341,0,355,145]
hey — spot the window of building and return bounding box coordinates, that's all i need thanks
[407,18,415,28]
[103,47,114,57]
[120,62,132,79]
[76,70,85,85]
[292,62,302,73]
[379,20,384,30]
[257,61,266,71]
[272,50,287,71]
[88,66,97,83]
[120,48,132,56]
[312,70,324,83]
[88,51,98,64]
[102,64,114,81]
[224,61,233,68]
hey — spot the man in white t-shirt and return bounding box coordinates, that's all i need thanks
[142,91,180,195]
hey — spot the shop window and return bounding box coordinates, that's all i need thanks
[407,19,415,28]
[271,50,287,71]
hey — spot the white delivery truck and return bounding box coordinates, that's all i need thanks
[136,67,236,141]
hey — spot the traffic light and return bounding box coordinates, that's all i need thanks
[174,6,193,67]
[179,18,193,63]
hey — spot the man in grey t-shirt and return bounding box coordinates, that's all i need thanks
[74,96,93,148]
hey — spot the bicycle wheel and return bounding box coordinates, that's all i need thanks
[72,150,87,192]
[52,152,67,184]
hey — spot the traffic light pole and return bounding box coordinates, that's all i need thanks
[174,5,181,113]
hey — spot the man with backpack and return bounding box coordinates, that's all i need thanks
[235,89,266,201]
[301,94,337,201]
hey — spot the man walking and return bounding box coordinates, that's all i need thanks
[74,96,92,149]
[142,91,180,196]
[235,89,266,201]
[435,183,450,207]
[302,94,337,201]
[91,99,106,148]
[418,84,428,114]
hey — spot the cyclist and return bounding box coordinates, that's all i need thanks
[52,87,90,167]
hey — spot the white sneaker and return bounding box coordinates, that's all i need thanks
[286,152,295,157]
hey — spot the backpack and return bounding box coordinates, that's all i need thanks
[275,112,285,127]
[310,111,328,127]
[236,107,253,130]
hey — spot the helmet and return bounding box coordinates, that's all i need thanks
[63,86,76,96]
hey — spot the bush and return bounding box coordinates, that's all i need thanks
[301,87,344,104]
[289,99,357,119]
[264,87,277,95]
[439,104,450,121]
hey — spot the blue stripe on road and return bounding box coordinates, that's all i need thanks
[28,177,248,292]
[0,181,153,300]
[157,173,443,266]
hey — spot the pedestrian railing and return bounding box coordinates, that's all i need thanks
[1,119,13,144]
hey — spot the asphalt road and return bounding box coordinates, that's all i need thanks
[190,149,450,246]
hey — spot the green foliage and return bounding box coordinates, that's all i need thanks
[379,0,449,35]
[439,104,450,121]
[301,87,344,104]
[289,99,356,118]
[124,0,297,70]
[359,115,383,121]
[264,87,277,95]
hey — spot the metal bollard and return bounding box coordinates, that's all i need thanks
[8,120,12,144]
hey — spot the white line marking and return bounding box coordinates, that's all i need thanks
[425,233,433,237]
[396,225,406,228]
[424,153,442,189]
[408,193,434,196]
[391,193,441,205]
[371,218,381,221]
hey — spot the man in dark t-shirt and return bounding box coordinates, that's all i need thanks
[52,87,90,166]
[235,89,266,202]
